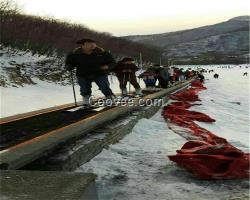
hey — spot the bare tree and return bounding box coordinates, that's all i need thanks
[0,0,20,42]
[0,0,160,62]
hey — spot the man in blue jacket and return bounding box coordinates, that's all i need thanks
[65,38,116,107]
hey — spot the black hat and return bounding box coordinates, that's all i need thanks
[76,38,96,45]
[153,64,160,67]
[121,57,134,62]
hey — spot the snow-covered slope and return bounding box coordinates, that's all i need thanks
[0,45,68,88]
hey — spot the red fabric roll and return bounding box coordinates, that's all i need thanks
[163,81,250,179]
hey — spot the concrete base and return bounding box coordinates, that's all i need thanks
[0,170,98,200]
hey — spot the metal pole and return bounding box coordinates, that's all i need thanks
[139,52,143,84]
[70,71,77,106]
[140,52,143,69]
[128,73,131,95]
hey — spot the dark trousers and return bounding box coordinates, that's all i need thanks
[77,75,113,96]
[169,76,174,83]
[117,73,140,90]
[158,77,168,88]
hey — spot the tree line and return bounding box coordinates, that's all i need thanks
[0,0,161,62]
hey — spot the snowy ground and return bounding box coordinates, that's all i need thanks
[76,66,250,200]
[192,67,250,152]
[1,76,139,117]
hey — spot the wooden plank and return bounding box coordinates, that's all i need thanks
[0,103,77,125]
[0,93,122,125]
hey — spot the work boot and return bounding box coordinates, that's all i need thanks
[121,88,128,97]
[81,95,91,107]
[135,88,143,97]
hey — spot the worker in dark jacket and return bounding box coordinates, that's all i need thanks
[114,57,142,96]
[198,73,205,82]
[160,65,170,88]
[148,64,168,88]
[65,38,116,106]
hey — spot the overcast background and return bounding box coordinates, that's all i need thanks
[13,0,250,36]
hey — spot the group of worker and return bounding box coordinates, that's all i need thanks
[65,38,197,107]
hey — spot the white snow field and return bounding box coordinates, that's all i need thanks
[76,66,249,200]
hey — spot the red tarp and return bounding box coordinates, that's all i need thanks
[163,80,250,179]
[168,153,249,179]
[170,89,200,102]
[162,106,216,123]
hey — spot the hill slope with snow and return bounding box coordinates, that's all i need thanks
[124,16,250,62]
[0,45,68,88]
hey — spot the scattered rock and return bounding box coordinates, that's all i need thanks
[112,174,129,183]
[229,102,241,105]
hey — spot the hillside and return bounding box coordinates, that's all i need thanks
[124,16,249,64]
[0,1,160,62]
[0,45,69,87]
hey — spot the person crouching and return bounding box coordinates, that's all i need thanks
[138,71,156,88]
[114,57,142,97]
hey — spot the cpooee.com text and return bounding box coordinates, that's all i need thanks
[89,96,164,107]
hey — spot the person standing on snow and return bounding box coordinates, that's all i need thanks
[178,68,185,81]
[198,73,205,82]
[65,38,116,107]
[114,57,142,97]
[159,65,170,88]
[168,67,174,84]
